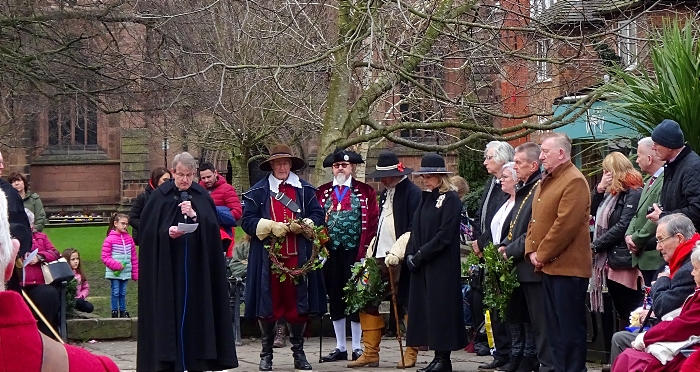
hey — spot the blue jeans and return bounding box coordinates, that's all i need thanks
[110,279,128,311]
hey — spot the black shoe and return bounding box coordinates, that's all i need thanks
[417,358,438,372]
[514,356,539,372]
[119,310,130,318]
[351,349,363,361]
[478,358,508,371]
[111,310,118,318]
[321,348,348,362]
[497,356,522,372]
[428,358,452,372]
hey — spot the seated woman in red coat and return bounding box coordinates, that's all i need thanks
[0,191,119,371]
[612,246,700,372]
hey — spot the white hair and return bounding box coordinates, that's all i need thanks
[638,137,653,149]
[501,162,517,180]
[0,191,12,275]
[692,244,700,265]
[485,141,515,165]
[172,152,197,171]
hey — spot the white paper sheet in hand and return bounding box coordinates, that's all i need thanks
[177,223,199,233]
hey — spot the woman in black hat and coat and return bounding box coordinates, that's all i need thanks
[405,153,467,372]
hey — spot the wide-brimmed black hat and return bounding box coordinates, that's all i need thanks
[322,148,364,168]
[259,144,306,172]
[366,151,414,178]
[413,153,453,175]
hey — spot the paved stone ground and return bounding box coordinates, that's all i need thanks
[80,337,604,371]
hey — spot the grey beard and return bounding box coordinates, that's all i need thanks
[334,173,347,185]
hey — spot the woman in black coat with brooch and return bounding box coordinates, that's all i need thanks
[405,153,467,372]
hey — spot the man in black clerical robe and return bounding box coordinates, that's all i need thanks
[137,152,237,372]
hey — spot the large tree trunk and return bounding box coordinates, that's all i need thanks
[229,145,251,192]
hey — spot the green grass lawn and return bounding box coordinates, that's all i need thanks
[44,225,138,318]
[44,225,246,318]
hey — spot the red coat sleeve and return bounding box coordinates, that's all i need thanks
[644,291,700,345]
[66,344,120,372]
[224,186,243,221]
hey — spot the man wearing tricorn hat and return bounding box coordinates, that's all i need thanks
[347,150,422,368]
[241,144,327,372]
[317,148,379,363]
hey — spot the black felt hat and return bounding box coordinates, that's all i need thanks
[366,151,413,178]
[322,148,365,168]
[413,153,453,175]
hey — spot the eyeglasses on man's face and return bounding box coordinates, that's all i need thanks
[656,234,676,244]
[332,162,351,169]
[483,155,494,161]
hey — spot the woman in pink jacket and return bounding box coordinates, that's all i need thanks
[21,209,62,338]
[101,213,138,318]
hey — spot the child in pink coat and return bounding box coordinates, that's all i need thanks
[62,248,94,313]
[101,213,138,318]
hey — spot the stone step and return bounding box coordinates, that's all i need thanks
[67,312,396,341]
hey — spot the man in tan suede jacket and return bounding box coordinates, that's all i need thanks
[525,132,591,372]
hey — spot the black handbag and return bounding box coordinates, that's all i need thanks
[41,258,75,284]
[607,245,633,269]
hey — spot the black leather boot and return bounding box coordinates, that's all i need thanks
[258,320,276,371]
[288,322,312,371]
[428,351,452,372]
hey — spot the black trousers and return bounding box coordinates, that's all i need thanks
[542,274,588,372]
[24,284,60,339]
[323,246,359,321]
[76,298,94,313]
[607,279,644,328]
[521,282,555,372]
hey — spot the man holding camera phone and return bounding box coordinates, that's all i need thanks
[645,119,700,230]
[625,137,666,286]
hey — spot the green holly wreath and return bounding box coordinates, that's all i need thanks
[342,257,387,315]
[265,218,328,284]
[465,242,519,319]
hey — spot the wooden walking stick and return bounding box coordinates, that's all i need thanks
[387,265,405,369]
[21,289,64,344]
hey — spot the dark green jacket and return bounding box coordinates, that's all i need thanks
[23,192,46,232]
[625,172,664,270]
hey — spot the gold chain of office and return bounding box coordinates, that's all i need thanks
[507,180,541,241]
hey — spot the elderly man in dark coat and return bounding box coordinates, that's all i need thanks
[405,153,467,372]
[317,148,379,363]
[137,152,237,372]
[241,144,326,372]
[348,150,421,368]
[497,142,554,372]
